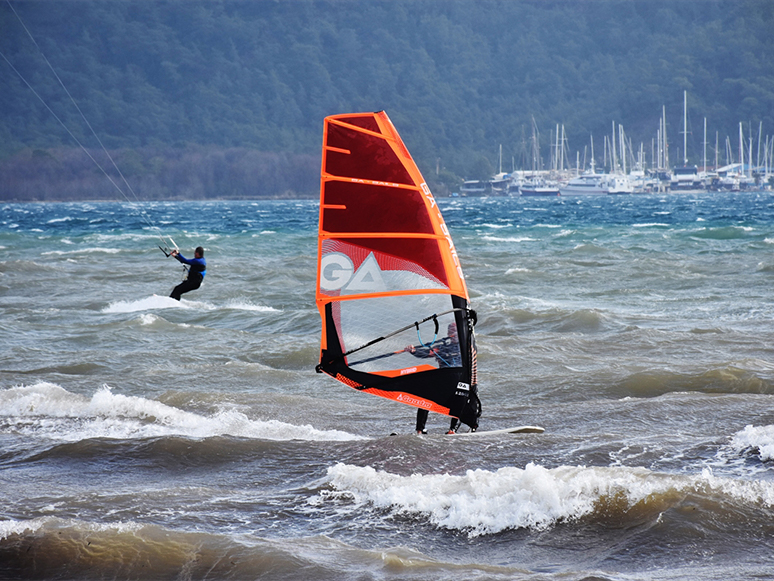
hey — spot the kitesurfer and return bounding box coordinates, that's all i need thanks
[404,322,470,434]
[169,246,206,300]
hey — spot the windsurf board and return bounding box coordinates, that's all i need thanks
[450,425,544,436]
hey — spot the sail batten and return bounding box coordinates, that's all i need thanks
[315,110,481,430]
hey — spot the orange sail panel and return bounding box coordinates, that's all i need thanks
[315,111,480,429]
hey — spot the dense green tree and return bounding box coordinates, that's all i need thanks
[1,0,773,199]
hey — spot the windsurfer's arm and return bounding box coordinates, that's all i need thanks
[404,345,433,358]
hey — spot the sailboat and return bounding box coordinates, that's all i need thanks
[670,91,704,193]
[314,111,481,431]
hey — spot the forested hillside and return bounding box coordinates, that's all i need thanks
[1,0,773,200]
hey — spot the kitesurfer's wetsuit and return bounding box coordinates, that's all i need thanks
[170,251,206,301]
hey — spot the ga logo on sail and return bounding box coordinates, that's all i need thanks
[319,252,386,293]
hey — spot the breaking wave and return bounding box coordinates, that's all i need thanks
[0,382,362,443]
[729,424,774,461]
[319,462,774,537]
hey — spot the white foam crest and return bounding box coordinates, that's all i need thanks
[224,299,280,312]
[481,223,512,229]
[102,294,190,313]
[103,296,271,315]
[138,313,159,325]
[729,424,774,460]
[42,247,122,256]
[632,223,670,228]
[0,383,363,443]
[322,462,774,536]
[46,216,72,223]
[85,232,161,244]
[0,516,143,540]
[481,236,537,243]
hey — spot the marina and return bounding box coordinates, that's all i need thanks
[477,92,774,197]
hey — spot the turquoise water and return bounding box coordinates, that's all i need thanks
[2,194,774,580]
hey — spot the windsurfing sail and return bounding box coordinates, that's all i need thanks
[315,111,481,429]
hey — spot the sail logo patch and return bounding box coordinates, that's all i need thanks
[396,393,432,409]
[320,252,386,293]
[455,382,470,397]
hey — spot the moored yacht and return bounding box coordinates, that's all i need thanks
[520,176,560,196]
[560,172,607,195]
[670,165,704,192]
[560,171,633,195]
[604,174,634,194]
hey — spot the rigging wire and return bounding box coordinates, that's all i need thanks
[316,308,464,372]
[415,314,452,367]
[2,0,176,252]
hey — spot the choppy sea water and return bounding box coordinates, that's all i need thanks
[2,194,774,580]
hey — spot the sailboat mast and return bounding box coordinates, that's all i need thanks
[611,121,618,173]
[703,117,707,173]
[749,122,754,178]
[662,105,668,169]
[683,90,688,166]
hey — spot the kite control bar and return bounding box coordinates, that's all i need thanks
[158,236,180,257]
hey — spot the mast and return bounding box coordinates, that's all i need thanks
[757,121,763,173]
[619,124,627,174]
[657,129,661,170]
[561,124,566,173]
[682,90,688,166]
[611,121,618,174]
[662,105,668,169]
[530,117,540,173]
[749,123,754,178]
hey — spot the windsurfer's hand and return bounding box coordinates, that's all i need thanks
[404,345,415,353]
[170,250,178,257]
